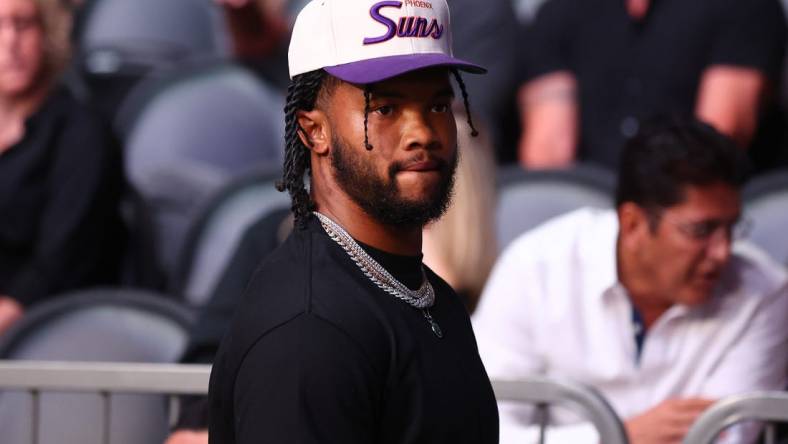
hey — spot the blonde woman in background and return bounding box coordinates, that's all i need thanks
[0,0,123,335]
[422,112,498,312]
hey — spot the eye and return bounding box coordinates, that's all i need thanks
[688,226,712,239]
[374,105,393,116]
[431,103,450,113]
[685,222,717,239]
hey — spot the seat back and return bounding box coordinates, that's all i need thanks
[743,170,788,266]
[73,0,230,118]
[0,289,194,444]
[78,0,229,75]
[496,164,616,250]
[118,63,285,283]
[173,171,291,306]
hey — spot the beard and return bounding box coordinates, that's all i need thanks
[329,135,458,229]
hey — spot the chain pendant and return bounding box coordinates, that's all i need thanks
[422,309,443,339]
[313,211,435,309]
[313,211,442,338]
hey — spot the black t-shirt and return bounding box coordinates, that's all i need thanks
[208,217,499,444]
[521,0,787,168]
[0,86,124,306]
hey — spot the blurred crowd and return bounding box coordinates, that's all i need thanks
[0,0,787,443]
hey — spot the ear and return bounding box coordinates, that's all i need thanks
[618,202,651,246]
[296,109,330,155]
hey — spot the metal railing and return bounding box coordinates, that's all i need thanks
[0,361,211,394]
[8,362,785,444]
[492,376,630,444]
[0,362,636,444]
[683,392,788,444]
[0,361,211,444]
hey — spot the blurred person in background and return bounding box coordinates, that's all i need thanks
[444,0,523,163]
[517,0,787,171]
[422,111,498,312]
[0,0,123,335]
[474,117,788,444]
[215,0,295,91]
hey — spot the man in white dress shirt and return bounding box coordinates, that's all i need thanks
[473,117,788,444]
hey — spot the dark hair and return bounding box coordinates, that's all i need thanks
[615,116,749,212]
[275,70,327,228]
[277,68,479,228]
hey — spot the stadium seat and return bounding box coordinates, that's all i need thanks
[172,170,291,306]
[742,169,788,266]
[496,164,616,251]
[116,63,285,286]
[0,289,194,444]
[71,0,230,117]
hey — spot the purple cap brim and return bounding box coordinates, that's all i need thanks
[324,53,486,84]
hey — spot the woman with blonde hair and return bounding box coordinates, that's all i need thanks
[0,0,123,335]
[422,112,498,312]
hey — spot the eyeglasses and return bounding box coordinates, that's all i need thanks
[0,14,40,33]
[664,215,752,243]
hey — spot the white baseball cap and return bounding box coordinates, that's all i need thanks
[288,0,486,84]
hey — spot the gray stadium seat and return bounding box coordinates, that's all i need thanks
[742,170,788,266]
[117,63,285,284]
[70,0,230,118]
[496,164,616,251]
[173,171,291,307]
[0,289,194,444]
[78,0,229,76]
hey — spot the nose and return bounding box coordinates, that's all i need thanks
[0,22,19,48]
[401,109,439,151]
[706,227,732,264]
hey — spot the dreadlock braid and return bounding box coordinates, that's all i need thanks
[451,69,479,137]
[363,86,373,150]
[276,70,327,228]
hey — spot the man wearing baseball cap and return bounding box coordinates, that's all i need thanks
[208,0,497,443]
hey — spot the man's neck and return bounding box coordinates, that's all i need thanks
[312,186,422,256]
[616,236,670,330]
[626,290,670,331]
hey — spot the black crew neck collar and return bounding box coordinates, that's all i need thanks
[310,215,426,291]
[357,240,425,292]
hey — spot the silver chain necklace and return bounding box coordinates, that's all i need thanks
[313,211,443,338]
